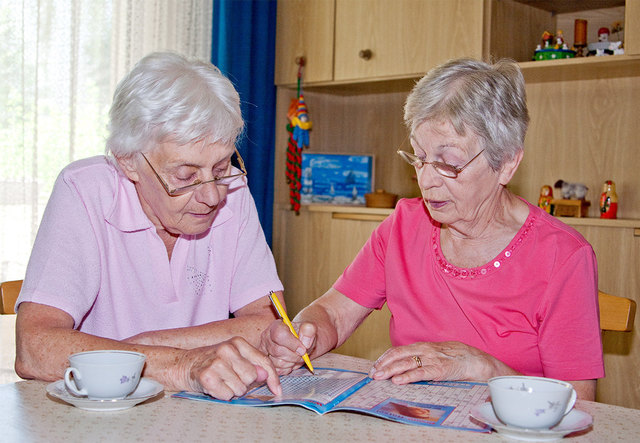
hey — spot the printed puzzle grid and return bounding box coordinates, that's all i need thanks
[245,368,368,405]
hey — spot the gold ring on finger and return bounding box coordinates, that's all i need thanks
[412,355,422,368]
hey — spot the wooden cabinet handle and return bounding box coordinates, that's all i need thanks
[358,49,373,60]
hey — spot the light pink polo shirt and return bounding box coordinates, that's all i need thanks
[17,156,283,340]
[334,198,604,381]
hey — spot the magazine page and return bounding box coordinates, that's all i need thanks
[333,379,490,432]
[173,365,490,432]
[173,367,370,414]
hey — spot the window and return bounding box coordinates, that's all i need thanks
[0,0,212,282]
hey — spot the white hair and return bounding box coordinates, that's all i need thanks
[106,52,244,157]
[404,58,529,170]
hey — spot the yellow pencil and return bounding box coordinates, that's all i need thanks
[268,291,315,374]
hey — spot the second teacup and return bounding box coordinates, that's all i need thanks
[64,350,146,400]
[488,375,577,429]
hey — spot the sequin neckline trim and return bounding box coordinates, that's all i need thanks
[432,212,537,279]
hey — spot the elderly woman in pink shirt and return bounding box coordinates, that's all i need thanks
[15,52,283,399]
[261,58,603,400]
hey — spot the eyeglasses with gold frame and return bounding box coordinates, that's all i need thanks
[396,136,485,179]
[141,148,247,196]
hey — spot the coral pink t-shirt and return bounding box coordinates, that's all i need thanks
[334,198,604,380]
[17,156,283,340]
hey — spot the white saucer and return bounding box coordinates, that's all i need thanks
[46,378,164,411]
[469,402,592,441]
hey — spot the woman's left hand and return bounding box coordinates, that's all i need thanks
[369,341,517,384]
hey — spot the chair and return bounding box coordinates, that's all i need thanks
[0,280,22,315]
[598,290,636,332]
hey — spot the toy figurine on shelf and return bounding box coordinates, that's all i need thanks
[554,30,568,49]
[551,180,590,218]
[538,185,554,214]
[554,180,588,200]
[599,27,610,42]
[599,180,619,219]
[587,26,623,56]
[534,30,576,60]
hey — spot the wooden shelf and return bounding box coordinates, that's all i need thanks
[305,204,393,216]
[520,55,640,82]
[280,204,640,229]
[557,217,640,228]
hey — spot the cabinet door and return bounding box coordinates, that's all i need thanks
[626,0,640,55]
[274,0,336,85]
[273,208,392,360]
[334,0,484,82]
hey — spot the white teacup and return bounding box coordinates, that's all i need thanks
[64,350,146,400]
[488,375,577,429]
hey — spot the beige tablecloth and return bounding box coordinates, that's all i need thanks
[1,353,639,442]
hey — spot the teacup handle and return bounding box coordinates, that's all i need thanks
[64,367,88,397]
[564,388,577,415]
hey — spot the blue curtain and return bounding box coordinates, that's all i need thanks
[211,0,277,245]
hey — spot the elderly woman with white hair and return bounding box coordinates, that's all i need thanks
[261,58,604,400]
[15,52,283,399]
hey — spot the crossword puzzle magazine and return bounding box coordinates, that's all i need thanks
[173,366,490,432]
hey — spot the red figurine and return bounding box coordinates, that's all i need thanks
[538,185,553,214]
[599,180,618,219]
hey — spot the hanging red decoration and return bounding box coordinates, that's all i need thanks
[285,57,312,215]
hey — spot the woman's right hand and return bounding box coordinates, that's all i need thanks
[177,336,282,400]
[259,319,317,375]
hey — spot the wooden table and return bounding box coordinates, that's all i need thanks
[2,353,639,442]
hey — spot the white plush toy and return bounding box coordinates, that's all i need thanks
[554,180,588,200]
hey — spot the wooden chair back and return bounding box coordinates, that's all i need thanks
[599,290,636,332]
[0,280,22,315]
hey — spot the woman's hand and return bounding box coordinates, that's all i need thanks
[177,336,282,400]
[369,341,518,384]
[259,319,317,375]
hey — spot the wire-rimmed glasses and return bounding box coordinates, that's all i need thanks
[141,148,247,196]
[397,143,485,179]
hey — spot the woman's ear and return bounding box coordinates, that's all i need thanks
[498,149,524,186]
[115,155,141,182]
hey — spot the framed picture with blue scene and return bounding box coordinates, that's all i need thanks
[301,153,375,206]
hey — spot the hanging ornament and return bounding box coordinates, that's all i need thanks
[285,57,312,214]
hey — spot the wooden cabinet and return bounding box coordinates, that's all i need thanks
[272,206,392,361]
[275,0,636,86]
[333,0,484,81]
[627,0,640,54]
[273,0,640,409]
[275,0,484,86]
[274,0,335,85]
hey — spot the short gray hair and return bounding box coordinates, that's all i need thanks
[106,52,244,157]
[404,58,529,170]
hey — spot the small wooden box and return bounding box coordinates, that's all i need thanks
[552,199,590,218]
